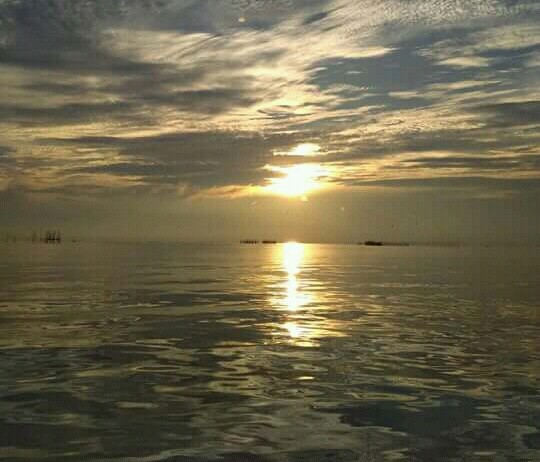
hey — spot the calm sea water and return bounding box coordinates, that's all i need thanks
[0,242,539,461]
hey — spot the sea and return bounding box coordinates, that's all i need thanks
[0,242,539,461]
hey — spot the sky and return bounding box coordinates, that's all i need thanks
[1,0,540,243]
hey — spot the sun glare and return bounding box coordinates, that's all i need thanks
[274,143,321,157]
[283,241,303,277]
[282,242,308,311]
[265,164,326,198]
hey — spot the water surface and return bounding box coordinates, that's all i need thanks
[1,242,539,461]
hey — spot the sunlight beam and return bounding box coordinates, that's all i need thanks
[265,164,327,198]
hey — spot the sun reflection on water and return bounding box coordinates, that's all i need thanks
[283,241,303,277]
[283,242,311,311]
[273,243,314,346]
[269,242,346,346]
[282,321,306,338]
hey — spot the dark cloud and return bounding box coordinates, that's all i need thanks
[0,86,258,128]
[0,145,15,158]
[45,131,304,189]
[52,131,298,161]
[0,0,150,72]
[0,101,137,126]
[0,145,16,170]
[303,11,329,25]
[0,0,269,132]
[400,155,540,171]
[340,176,540,191]
[484,43,540,66]
[324,124,540,165]
[476,101,540,126]
[21,81,96,96]
[79,0,332,33]
[128,87,260,114]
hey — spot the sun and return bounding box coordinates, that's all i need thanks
[274,143,321,157]
[265,164,326,198]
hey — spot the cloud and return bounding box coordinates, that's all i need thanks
[0,145,14,159]
[2,0,540,204]
[339,176,540,193]
[440,56,493,68]
[476,100,540,126]
[0,101,137,126]
[40,130,307,194]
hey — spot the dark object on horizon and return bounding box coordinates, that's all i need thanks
[44,230,61,243]
[240,240,259,244]
[262,240,277,244]
[361,241,410,246]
